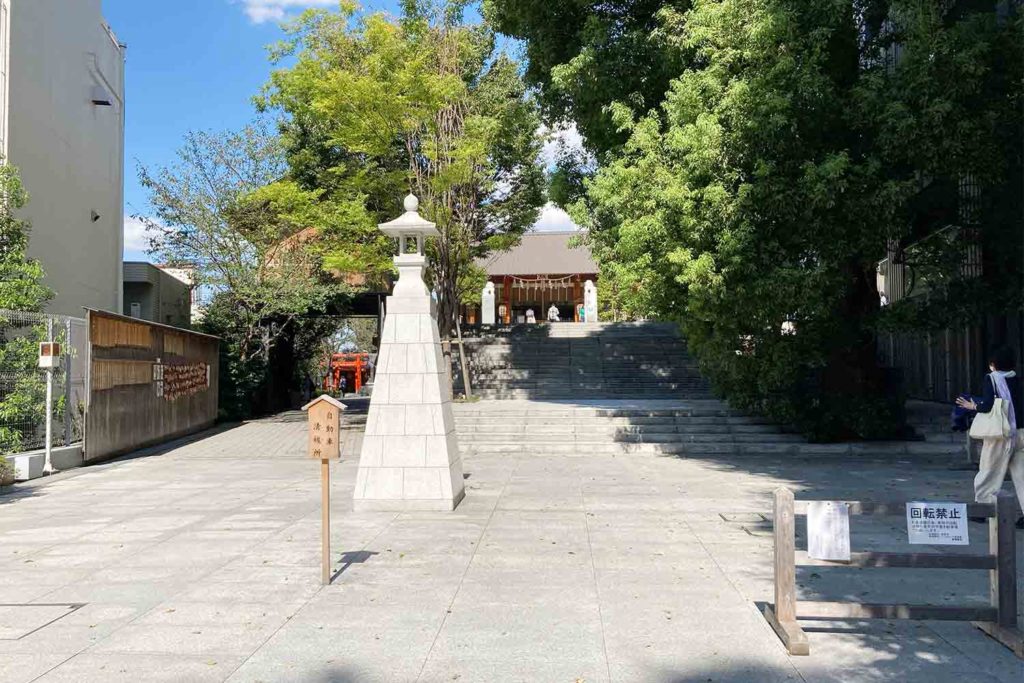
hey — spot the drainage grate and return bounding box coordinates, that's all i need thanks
[0,603,84,640]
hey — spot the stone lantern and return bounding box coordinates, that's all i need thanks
[353,195,465,511]
[378,194,439,298]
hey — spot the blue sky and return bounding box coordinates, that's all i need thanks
[104,0,577,261]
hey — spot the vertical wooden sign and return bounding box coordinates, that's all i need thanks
[302,395,346,585]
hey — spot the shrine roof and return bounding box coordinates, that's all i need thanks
[479,231,597,277]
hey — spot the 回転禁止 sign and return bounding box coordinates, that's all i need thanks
[906,502,969,545]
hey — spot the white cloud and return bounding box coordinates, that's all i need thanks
[539,123,587,170]
[122,216,166,262]
[123,216,158,258]
[235,0,337,24]
[532,203,579,233]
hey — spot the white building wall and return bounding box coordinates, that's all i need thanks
[0,0,10,158]
[4,0,124,317]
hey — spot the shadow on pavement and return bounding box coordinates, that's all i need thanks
[331,549,379,582]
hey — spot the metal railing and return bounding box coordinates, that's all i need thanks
[0,309,87,455]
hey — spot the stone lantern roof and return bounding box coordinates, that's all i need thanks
[378,194,440,239]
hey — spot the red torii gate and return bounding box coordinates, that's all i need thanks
[323,353,371,394]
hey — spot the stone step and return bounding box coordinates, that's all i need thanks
[470,369,701,373]
[468,390,713,398]
[468,383,708,391]
[451,408,750,418]
[454,436,798,446]
[453,413,777,424]
[455,320,713,401]
[469,393,714,401]
[469,370,702,378]
[468,355,695,361]
[458,441,966,457]
[455,423,787,434]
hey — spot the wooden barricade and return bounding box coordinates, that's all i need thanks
[763,487,1023,658]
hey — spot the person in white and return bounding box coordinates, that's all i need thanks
[525,308,536,324]
[547,304,560,322]
[956,346,1024,528]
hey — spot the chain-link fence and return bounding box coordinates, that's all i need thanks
[0,309,87,455]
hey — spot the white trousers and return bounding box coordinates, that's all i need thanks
[974,431,1024,515]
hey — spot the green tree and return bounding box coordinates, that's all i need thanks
[484,0,689,155]
[261,0,546,337]
[0,164,51,311]
[866,3,1023,333]
[564,0,908,439]
[138,123,349,418]
[0,163,54,463]
[499,0,1021,439]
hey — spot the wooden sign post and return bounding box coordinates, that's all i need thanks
[302,395,346,585]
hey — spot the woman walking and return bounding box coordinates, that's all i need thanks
[956,346,1024,529]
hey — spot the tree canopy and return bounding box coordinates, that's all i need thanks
[484,0,689,155]
[261,0,546,336]
[0,163,55,460]
[138,123,349,418]
[0,164,51,312]
[489,0,1023,439]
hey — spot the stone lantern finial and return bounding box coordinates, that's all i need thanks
[404,194,419,213]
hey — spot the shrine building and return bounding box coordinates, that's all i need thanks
[465,231,598,325]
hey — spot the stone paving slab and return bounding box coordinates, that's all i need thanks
[0,406,1021,682]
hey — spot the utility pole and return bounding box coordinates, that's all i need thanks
[43,317,56,475]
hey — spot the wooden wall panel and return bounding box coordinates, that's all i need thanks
[90,316,153,348]
[85,310,219,463]
[92,360,152,392]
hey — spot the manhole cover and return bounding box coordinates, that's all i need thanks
[0,604,84,640]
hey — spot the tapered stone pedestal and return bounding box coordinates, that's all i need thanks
[353,196,465,511]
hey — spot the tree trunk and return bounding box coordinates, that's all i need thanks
[821,261,905,439]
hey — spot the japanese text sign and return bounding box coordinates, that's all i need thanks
[906,502,969,545]
[303,395,346,460]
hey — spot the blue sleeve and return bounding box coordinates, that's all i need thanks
[976,375,996,414]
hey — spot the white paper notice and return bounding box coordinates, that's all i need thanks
[807,501,851,561]
[906,502,969,545]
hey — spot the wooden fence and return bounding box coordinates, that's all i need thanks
[763,487,1023,658]
[879,313,1023,403]
[85,309,219,462]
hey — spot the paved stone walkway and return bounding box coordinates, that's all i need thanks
[1,401,1022,682]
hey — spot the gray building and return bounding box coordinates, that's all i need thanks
[0,0,126,317]
[123,262,192,328]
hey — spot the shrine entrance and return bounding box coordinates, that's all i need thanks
[495,274,586,324]
[464,232,599,325]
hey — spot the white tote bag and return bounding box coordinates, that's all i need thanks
[969,397,1011,440]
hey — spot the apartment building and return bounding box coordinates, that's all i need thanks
[0,0,125,317]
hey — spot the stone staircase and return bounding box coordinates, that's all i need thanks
[452,401,966,458]
[448,322,967,459]
[454,322,710,400]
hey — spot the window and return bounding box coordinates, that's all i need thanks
[130,302,141,318]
